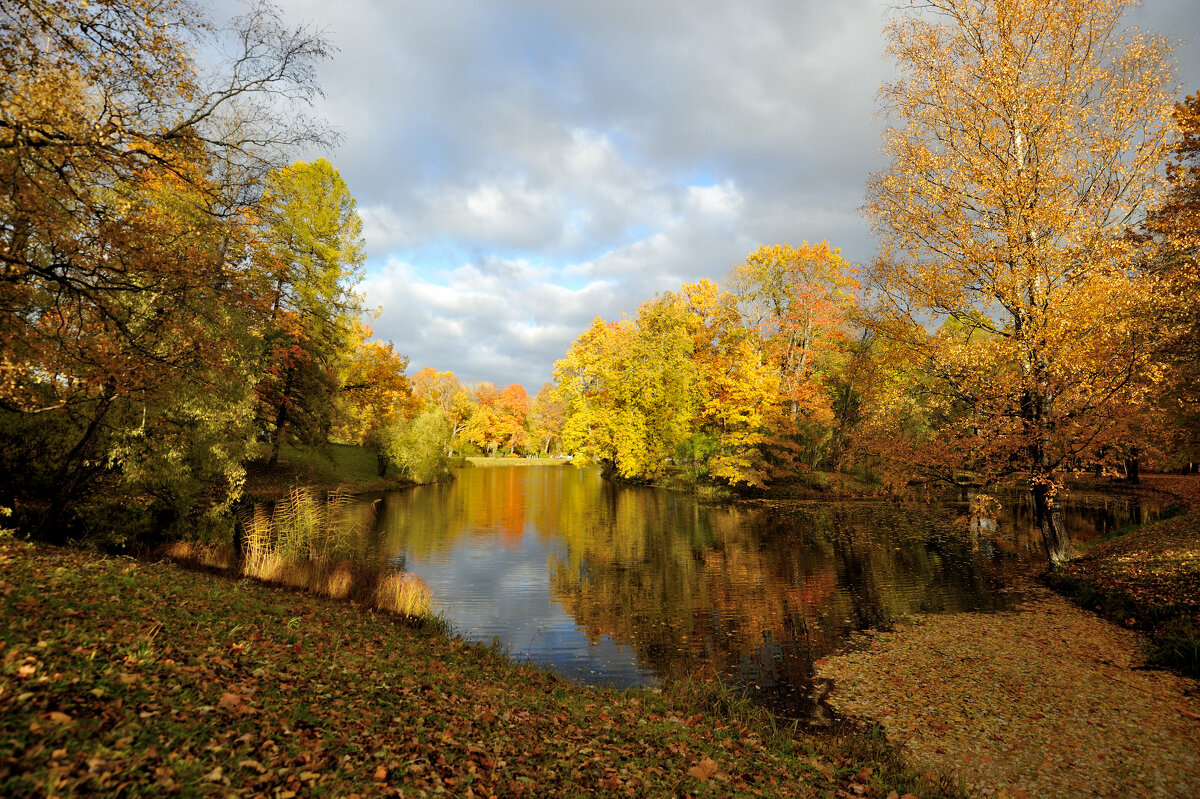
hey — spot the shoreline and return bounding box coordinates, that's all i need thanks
[0,538,958,797]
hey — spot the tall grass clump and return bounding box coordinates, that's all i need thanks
[1144,618,1200,679]
[230,487,436,621]
[374,571,434,618]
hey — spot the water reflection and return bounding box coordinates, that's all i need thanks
[368,466,1158,715]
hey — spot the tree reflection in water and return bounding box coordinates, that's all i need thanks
[366,466,1159,717]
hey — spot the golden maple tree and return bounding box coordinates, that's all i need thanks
[865,0,1177,563]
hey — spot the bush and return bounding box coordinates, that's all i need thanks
[383,409,452,483]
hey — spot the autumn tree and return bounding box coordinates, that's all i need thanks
[555,283,789,487]
[729,243,860,469]
[461,382,532,456]
[865,0,1176,563]
[335,330,419,475]
[0,0,331,538]
[529,383,566,455]
[676,281,786,488]
[556,296,700,481]
[255,158,366,465]
[1143,92,1200,467]
[412,367,475,447]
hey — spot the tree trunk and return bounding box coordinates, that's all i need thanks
[1033,482,1076,565]
[1124,447,1140,484]
[267,367,294,467]
[376,448,389,477]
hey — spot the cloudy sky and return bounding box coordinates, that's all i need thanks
[253,0,1200,391]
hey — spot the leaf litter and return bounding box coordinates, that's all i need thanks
[817,580,1200,798]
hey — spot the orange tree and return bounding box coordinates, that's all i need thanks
[865,0,1176,564]
[335,330,419,475]
[1143,92,1200,467]
[729,242,860,470]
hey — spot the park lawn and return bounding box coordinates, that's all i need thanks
[0,540,953,798]
[243,443,410,500]
[465,456,569,467]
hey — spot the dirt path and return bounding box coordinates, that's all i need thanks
[816,582,1200,798]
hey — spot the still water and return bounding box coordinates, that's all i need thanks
[367,465,1158,714]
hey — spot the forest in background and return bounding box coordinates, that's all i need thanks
[2,0,1199,568]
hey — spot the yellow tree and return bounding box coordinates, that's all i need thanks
[336,330,419,475]
[866,0,1176,564]
[554,300,698,481]
[678,280,786,489]
[729,243,860,468]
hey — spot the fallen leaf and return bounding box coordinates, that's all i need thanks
[218,692,242,709]
[373,765,388,780]
[687,757,719,782]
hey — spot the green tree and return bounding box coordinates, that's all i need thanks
[255,158,366,465]
[0,0,331,540]
[385,408,452,483]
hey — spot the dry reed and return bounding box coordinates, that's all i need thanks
[160,488,439,620]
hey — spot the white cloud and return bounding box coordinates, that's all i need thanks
[249,0,1200,389]
[685,181,743,219]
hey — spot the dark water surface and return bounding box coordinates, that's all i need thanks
[366,466,1159,715]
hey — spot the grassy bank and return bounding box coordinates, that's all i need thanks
[1047,474,1200,678]
[243,443,413,501]
[464,456,569,467]
[0,540,956,797]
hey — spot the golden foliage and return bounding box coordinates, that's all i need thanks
[864,0,1177,562]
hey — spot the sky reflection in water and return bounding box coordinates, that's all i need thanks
[369,466,1159,714]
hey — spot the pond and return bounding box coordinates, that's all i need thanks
[364,465,1159,717]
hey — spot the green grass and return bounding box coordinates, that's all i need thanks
[465,456,570,467]
[244,442,410,500]
[0,540,959,797]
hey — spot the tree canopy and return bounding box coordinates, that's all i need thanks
[863,0,1178,563]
